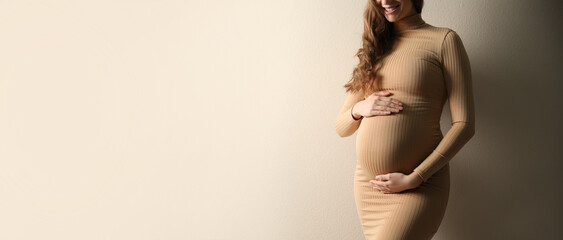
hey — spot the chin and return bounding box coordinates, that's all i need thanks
[385,16,399,22]
[383,7,404,22]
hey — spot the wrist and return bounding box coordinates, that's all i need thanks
[351,103,363,120]
[407,172,424,188]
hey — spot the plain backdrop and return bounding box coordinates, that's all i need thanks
[1,0,562,239]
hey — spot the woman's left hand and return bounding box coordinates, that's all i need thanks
[369,172,424,194]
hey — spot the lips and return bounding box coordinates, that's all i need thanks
[384,4,400,14]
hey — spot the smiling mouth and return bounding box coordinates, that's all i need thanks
[384,4,400,14]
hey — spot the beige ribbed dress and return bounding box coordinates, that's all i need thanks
[334,13,475,239]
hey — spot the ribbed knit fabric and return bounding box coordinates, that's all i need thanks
[334,13,475,239]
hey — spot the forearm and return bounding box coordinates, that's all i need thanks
[335,103,362,137]
[413,121,475,182]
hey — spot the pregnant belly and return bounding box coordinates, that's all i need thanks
[355,113,442,177]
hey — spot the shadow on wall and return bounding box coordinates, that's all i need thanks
[440,1,563,239]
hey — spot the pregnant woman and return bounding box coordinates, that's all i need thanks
[334,0,475,239]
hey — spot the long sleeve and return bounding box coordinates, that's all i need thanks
[334,90,365,137]
[412,30,476,182]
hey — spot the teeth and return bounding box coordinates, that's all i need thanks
[385,5,399,12]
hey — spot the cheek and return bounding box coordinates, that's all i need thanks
[401,1,411,10]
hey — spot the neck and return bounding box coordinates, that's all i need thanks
[393,13,426,33]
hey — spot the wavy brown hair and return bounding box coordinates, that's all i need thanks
[344,0,424,94]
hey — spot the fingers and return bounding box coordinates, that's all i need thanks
[365,91,404,117]
[370,91,402,105]
[371,174,392,192]
[369,103,402,115]
[375,174,390,181]
[374,98,402,108]
[371,105,401,113]
[374,96,403,107]
[380,189,392,194]
[370,110,391,116]
[372,90,392,97]
[369,180,392,193]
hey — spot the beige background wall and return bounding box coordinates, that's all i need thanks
[1,0,561,239]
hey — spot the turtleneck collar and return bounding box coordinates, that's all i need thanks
[393,13,426,33]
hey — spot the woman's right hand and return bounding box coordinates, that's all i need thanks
[352,90,403,118]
